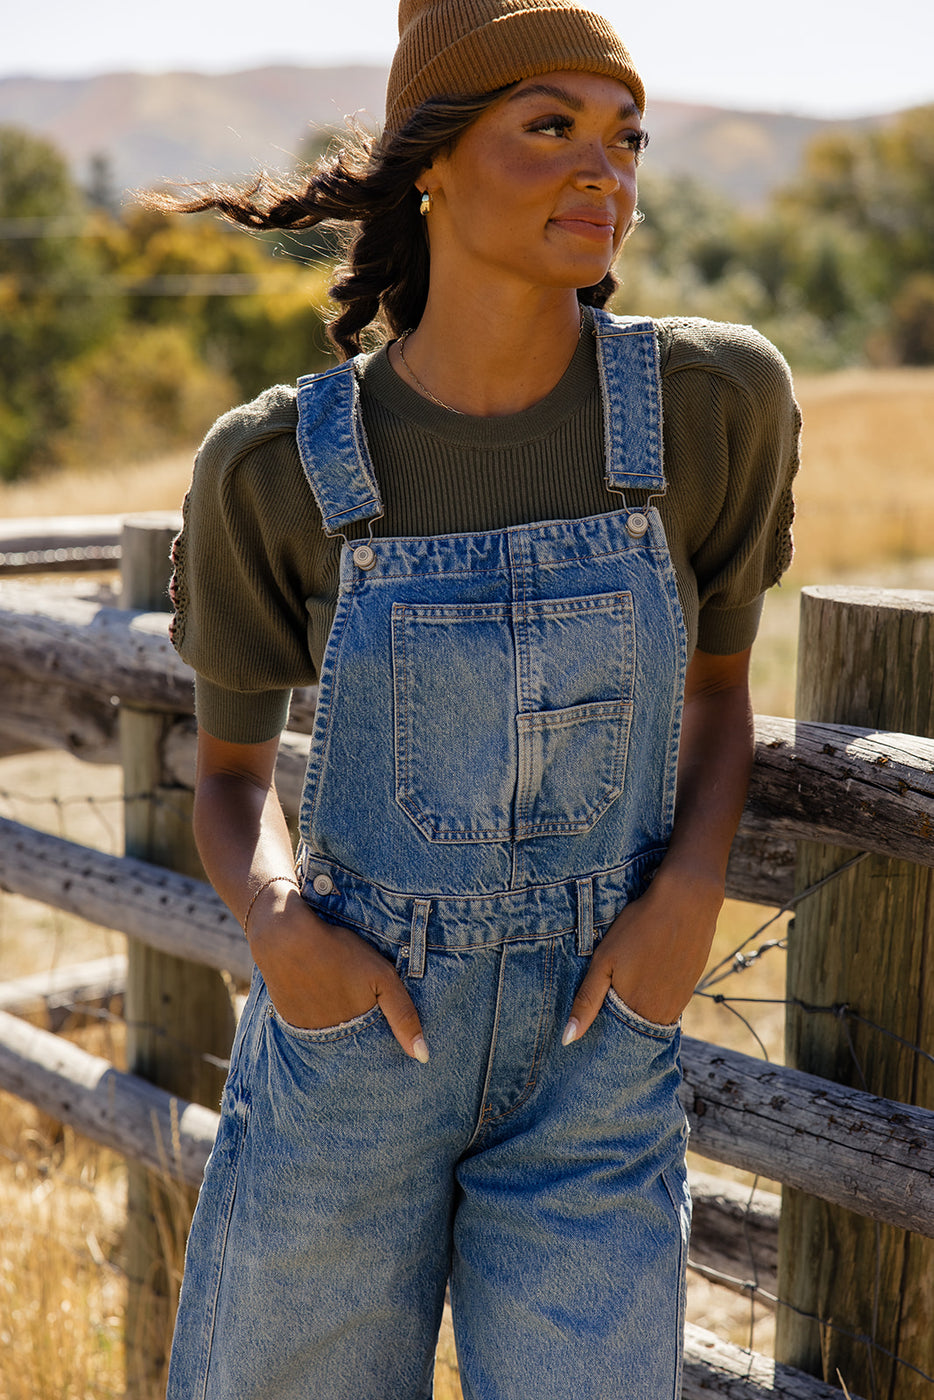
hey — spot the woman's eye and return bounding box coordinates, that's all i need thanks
[617,130,650,158]
[529,115,574,137]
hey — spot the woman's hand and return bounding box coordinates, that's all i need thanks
[563,645,755,1046]
[246,882,429,1061]
[191,729,429,1063]
[562,865,723,1042]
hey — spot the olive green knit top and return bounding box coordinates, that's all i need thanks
[170,311,800,743]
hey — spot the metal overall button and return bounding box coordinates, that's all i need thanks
[312,873,334,896]
[352,544,376,570]
[626,512,648,539]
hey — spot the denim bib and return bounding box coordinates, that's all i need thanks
[293,310,687,945]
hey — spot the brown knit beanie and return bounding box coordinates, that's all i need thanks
[385,0,645,132]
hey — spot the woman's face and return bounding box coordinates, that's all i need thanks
[420,70,645,298]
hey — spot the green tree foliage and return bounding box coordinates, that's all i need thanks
[91,206,334,395]
[886,274,934,365]
[780,104,934,361]
[4,104,934,480]
[0,128,333,479]
[785,106,934,283]
[0,127,116,478]
[618,108,934,369]
[49,323,238,470]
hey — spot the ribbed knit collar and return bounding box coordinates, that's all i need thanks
[361,306,599,448]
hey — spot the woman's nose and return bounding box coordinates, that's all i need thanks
[572,144,621,193]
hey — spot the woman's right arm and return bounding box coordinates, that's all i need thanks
[194,728,429,1062]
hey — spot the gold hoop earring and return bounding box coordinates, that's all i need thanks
[419,191,432,217]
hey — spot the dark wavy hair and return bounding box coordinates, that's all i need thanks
[144,89,623,361]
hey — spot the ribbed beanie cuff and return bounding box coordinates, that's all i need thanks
[385,0,645,131]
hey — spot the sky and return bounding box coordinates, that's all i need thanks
[4,0,934,119]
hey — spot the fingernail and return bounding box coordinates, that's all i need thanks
[412,1035,430,1064]
[561,1018,579,1047]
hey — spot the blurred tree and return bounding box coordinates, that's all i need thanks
[886,274,934,364]
[780,104,934,360]
[101,205,334,399]
[785,106,934,282]
[0,126,116,478]
[83,152,121,219]
[50,322,237,468]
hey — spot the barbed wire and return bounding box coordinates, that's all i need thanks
[695,992,934,1073]
[697,851,871,992]
[687,1259,934,1392]
[1,774,932,1392]
[2,779,931,1075]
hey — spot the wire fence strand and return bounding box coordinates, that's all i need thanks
[1,758,933,1390]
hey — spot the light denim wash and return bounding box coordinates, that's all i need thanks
[167,311,692,1400]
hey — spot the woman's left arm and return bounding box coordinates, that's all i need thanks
[563,646,754,1042]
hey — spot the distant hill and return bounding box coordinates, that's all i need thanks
[0,65,887,208]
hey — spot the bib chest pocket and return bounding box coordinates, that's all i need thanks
[392,591,635,843]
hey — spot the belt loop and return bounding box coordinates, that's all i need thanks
[408,900,430,980]
[576,878,594,957]
[294,843,308,884]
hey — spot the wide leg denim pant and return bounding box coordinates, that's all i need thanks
[169,906,690,1400]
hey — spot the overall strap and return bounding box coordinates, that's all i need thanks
[591,309,666,494]
[295,358,384,536]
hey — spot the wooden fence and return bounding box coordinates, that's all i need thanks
[0,520,932,1400]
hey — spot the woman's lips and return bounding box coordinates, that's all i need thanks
[549,212,615,240]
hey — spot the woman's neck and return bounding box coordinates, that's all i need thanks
[389,289,585,417]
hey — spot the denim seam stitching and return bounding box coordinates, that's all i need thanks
[193,1094,250,1399]
[604,988,680,1040]
[481,937,556,1128]
[661,1163,690,1400]
[319,844,667,900]
[355,537,657,580]
[271,1004,384,1043]
[302,576,357,843]
[468,947,509,1149]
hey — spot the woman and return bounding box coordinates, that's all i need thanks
[165,2,799,1396]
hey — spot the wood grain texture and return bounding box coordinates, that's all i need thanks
[777,585,934,1399]
[683,1324,862,1399]
[681,1036,934,1239]
[0,1006,860,1400]
[0,1007,218,1188]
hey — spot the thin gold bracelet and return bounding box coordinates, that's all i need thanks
[242,875,301,937]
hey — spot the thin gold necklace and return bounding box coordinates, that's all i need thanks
[397,328,462,414]
[396,309,585,415]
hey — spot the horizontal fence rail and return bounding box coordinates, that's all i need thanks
[681,1038,934,1238]
[682,1326,864,1400]
[0,1005,861,1399]
[2,583,933,911]
[0,1007,218,1184]
[2,565,932,1400]
[0,815,252,981]
[1,814,931,1239]
[0,516,126,575]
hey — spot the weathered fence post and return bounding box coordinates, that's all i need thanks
[120,515,236,1400]
[776,586,934,1398]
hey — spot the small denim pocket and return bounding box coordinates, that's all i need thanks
[269,1001,385,1044]
[392,591,634,842]
[603,986,681,1039]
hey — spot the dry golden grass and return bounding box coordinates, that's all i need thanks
[0,1044,126,1400]
[790,366,934,581]
[1,364,932,1395]
[0,450,196,521]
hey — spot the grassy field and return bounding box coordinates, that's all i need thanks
[0,364,932,1396]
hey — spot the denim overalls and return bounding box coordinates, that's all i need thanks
[168,310,692,1400]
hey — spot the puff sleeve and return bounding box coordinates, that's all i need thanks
[170,386,327,743]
